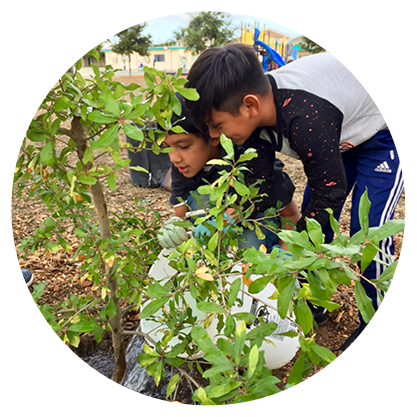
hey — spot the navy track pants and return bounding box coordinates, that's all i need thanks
[302,129,404,312]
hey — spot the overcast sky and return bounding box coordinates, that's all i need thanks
[109,12,302,45]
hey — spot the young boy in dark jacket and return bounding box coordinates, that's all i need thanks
[184,43,404,347]
[160,93,300,252]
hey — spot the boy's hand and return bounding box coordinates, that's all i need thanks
[158,216,189,248]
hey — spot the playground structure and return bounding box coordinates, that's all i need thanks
[240,23,294,71]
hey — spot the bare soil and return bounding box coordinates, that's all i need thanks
[11,74,405,395]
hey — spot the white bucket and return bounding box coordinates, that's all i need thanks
[141,249,300,369]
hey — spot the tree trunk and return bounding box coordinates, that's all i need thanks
[72,116,127,383]
[128,54,132,77]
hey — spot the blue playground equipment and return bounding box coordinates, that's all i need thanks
[253,28,286,72]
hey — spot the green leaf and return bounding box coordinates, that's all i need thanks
[234,321,247,365]
[164,356,184,367]
[175,86,200,101]
[369,219,405,245]
[306,218,324,248]
[123,123,144,142]
[85,46,100,61]
[45,241,60,253]
[193,387,216,405]
[107,174,116,190]
[106,298,117,318]
[146,360,164,387]
[361,243,379,273]
[220,134,234,157]
[233,312,255,322]
[91,124,119,150]
[206,158,231,166]
[129,165,149,173]
[203,248,217,266]
[40,141,54,166]
[128,102,150,120]
[57,236,72,253]
[87,110,118,124]
[310,345,336,365]
[82,147,94,165]
[166,374,180,398]
[325,208,342,241]
[43,217,57,231]
[54,96,72,112]
[100,86,120,117]
[340,259,360,282]
[307,298,340,312]
[27,130,49,142]
[277,276,295,319]
[278,230,316,251]
[354,282,375,323]
[208,381,243,399]
[233,180,250,197]
[78,174,97,185]
[224,314,236,338]
[316,268,337,294]
[137,352,159,367]
[139,298,169,319]
[146,282,170,298]
[254,223,266,240]
[294,299,313,335]
[377,259,398,283]
[247,344,259,380]
[358,189,371,237]
[321,240,360,256]
[191,326,217,353]
[248,375,281,395]
[196,301,226,315]
[67,320,96,333]
[93,322,104,343]
[237,152,258,164]
[227,278,241,308]
[287,351,310,386]
[248,276,270,294]
[143,343,159,357]
[217,337,235,359]
[307,271,329,300]
[32,282,46,303]
[207,231,219,251]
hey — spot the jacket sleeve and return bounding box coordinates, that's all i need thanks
[169,164,191,206]
[284,95,347,232]
[235,137,277,214]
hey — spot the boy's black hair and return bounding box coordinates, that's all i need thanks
[185,43,270,125]
[169,92,211,142]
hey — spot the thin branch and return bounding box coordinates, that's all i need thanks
[62,300,96,328]
[58,127,75,139]
[122,329,158,347]
[177,366,201,390]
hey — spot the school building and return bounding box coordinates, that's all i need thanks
[82,28,308,74]
[97,45,198,73]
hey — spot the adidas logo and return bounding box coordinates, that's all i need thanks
[375,161,392,173]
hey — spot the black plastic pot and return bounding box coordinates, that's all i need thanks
[126,126,171,188]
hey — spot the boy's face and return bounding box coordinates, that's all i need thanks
[164,133,220,178]
[207,106,259,145]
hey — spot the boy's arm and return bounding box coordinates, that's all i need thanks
[279,199,301,229]
[234,137,277,215]
[174,203,188,218]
